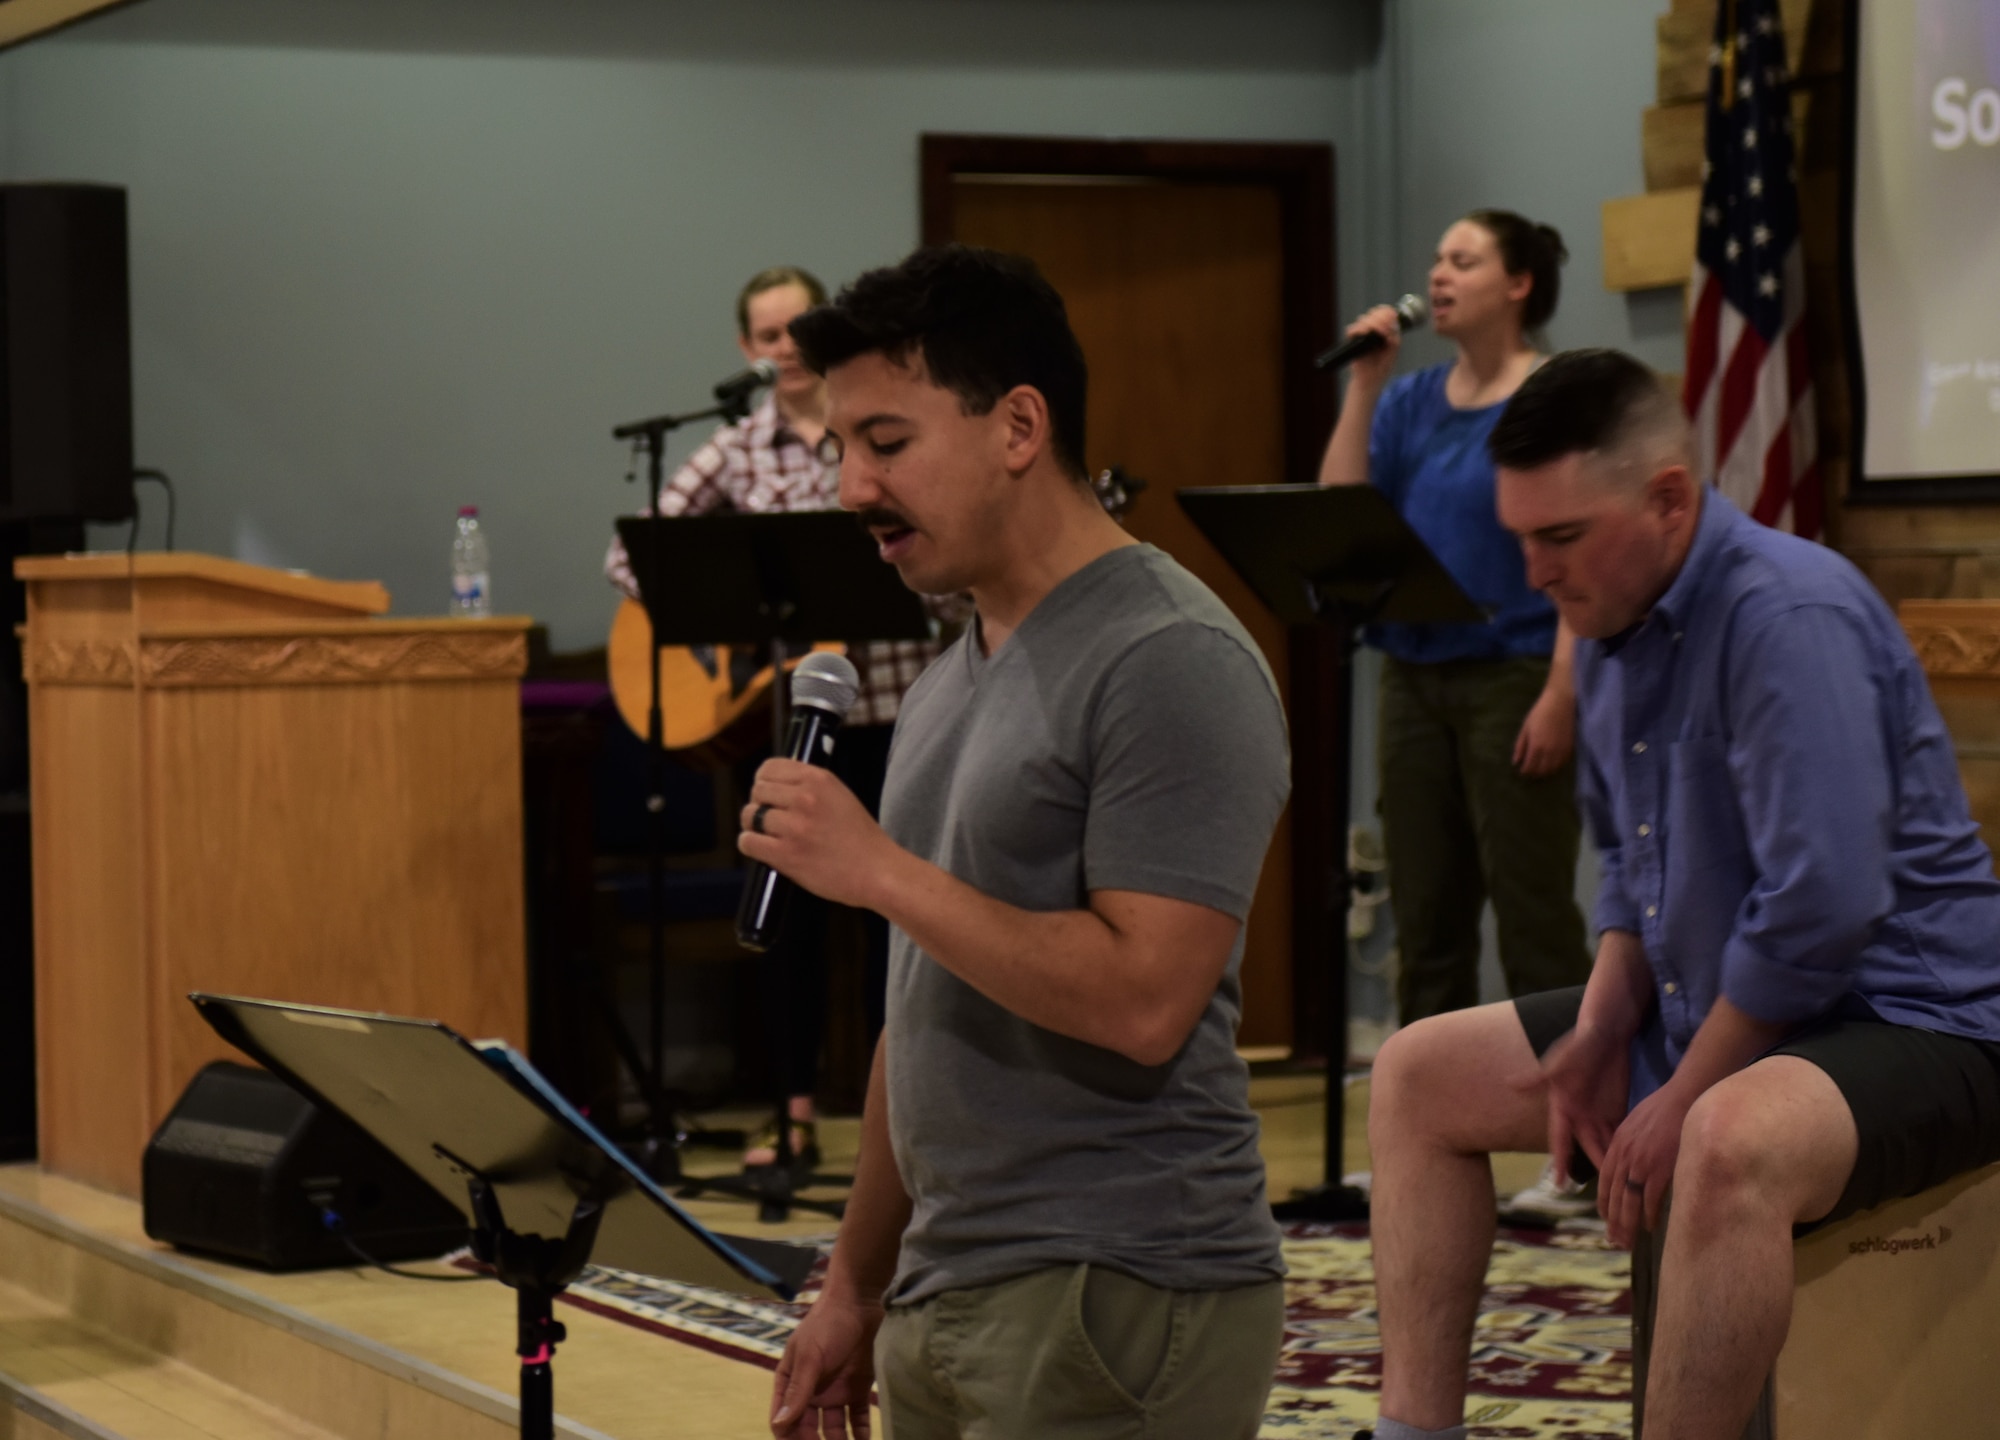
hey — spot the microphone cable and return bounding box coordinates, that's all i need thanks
[317,1205,486,1283]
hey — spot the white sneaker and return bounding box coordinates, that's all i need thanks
[1499,1161,1598,1226]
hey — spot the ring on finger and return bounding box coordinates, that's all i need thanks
[751,803,773,836]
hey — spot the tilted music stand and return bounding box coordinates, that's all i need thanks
[189,993,816,1440]
[1178,484,1486,1222]
[616,511,930,1219]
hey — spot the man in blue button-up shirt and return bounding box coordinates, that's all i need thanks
[1362,350,2000,1440]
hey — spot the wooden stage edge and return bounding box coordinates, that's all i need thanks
[0,1162,645,1440]
[0,1080,1398,1440]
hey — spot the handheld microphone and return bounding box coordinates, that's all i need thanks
[1313,294,1428,371]
[713,357,779,403]
[736,651,862,953]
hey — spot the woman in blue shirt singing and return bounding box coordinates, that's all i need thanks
[1319,210,1592,1059]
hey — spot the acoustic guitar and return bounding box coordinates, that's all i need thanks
[606,602,843,768]
[606,468,1143,765]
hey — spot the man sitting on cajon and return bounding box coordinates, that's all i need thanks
[1362,349,2000,1440]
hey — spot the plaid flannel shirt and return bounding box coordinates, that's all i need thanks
[605,395,942,727]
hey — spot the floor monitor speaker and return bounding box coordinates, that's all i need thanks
[142,1061,469,1271]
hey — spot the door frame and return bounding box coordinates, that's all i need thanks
[920,134,1346,1062]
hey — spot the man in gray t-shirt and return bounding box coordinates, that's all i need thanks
[883,539,1289,1308]
[744,245,1291,1440]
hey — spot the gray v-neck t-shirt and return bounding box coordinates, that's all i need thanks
[879,543,1290,1305]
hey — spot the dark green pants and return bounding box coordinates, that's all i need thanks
[1378,654,1590,1025]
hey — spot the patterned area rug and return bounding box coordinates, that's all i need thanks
[552,1222,1631,1439]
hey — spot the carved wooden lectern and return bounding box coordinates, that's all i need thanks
[16,553,531,1195]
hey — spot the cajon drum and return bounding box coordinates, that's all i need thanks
[1631,1162,2000,1437]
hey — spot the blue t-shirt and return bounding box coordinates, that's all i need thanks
[1364,364,1555,664]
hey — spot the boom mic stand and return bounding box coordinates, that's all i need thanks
[609,389,759,1183]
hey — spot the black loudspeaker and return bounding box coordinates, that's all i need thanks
[142,1061,469,1271]
[0,183,134,523]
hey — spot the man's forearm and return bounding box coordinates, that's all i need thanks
[1578,929,1655,1043]
[1662,995,1788,1103]
[860,848,1230,1066]
[1317,381,1382,487]
[742,763,1238,1065]
[1542,620,1576,702]
[819,1039,911,1307]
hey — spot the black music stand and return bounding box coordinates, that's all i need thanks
[189,993,815,1440]
[616,511,930,1220]
[1178,484,1485,1222]
[610,392,763,1187]
[615,511,929,653]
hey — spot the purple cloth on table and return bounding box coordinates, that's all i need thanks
[519,680,613,712]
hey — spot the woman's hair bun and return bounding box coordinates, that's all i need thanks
[1462,208,1566,330]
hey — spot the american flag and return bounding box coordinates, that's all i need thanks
[1683,0,1821,538]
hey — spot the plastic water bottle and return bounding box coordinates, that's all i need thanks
[450,506,491,618]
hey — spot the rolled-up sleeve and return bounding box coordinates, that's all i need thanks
[1718,604,1897,1026]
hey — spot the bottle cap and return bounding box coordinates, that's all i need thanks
[457,506,479,518]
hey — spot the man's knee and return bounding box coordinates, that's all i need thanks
[1672,1090,1769,1223]
[1673,1060,1856,1228]
[1369,1003,1542,1152]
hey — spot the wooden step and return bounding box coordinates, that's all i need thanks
[0,1167,623,1440]
[0,1271,335,1440]
[0,1362,123,1440]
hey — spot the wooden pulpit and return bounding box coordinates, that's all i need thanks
[17,553,532,1196]
[1902,599,2000,864]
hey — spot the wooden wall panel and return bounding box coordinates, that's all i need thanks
[1601,188,1699,292]
[1901,601,2000,866]
[1642,103,1706,193]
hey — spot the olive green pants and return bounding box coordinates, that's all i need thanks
[875,1263,1284,1439]
[1378,654,1591,1025]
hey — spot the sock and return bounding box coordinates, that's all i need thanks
[1368,1421,1469,1440]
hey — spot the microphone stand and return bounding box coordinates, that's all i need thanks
[610,394,752,1184]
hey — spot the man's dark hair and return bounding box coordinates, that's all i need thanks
[1489,347,1685,472]
[789,245,1089,479]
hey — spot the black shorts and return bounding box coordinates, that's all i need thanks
[1514,984,2000,1227]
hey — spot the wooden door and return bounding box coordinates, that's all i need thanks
[949,179,1297,1047]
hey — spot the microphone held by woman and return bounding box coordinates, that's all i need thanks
[1314,293,1428,371]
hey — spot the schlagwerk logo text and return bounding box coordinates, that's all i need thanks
[1848,1227,1954,1256]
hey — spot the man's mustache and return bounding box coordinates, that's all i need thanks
[855,507,914,534]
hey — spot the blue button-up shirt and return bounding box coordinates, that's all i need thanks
[1576,492,2000,1101]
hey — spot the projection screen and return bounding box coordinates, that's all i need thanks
[1850,0,2000,489]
